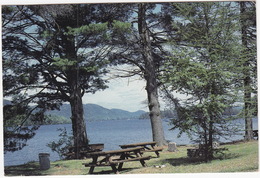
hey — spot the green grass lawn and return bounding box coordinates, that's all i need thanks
[4,140,258,176]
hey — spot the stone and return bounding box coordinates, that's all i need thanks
[168,142,178,152]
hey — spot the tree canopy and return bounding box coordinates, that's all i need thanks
[160,2,256,161]
[2,4,132,154]
[2,2,257,156]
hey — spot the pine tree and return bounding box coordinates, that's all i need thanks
[108,3,174,146]
[2,4,130,156]
[239,1,257,140]
[161,2,243,161]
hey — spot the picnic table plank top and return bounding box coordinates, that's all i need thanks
[119,141,157,147]
[83,146,144,156]
[83,146,150,174]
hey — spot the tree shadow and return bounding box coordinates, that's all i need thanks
[162,157,206,167]
[87,167,136,175]
[162,152,242,167]
[4,162,45,176]
[214,152,241,160]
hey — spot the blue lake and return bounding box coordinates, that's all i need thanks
[4,118,258,166]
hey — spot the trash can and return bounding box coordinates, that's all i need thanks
[39,153,50,170]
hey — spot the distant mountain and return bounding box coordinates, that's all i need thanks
[47,103,146,121]
[3,99,145,122]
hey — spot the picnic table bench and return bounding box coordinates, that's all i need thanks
[119,141,163,158]
[82,147,151,174]
[64,144,104,159]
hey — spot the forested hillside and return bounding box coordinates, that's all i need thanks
[47,103,145,121]
[4,100,145,124]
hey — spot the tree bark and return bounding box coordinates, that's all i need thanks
[138,3,166,146]
[208,119,214,160]
[240,1,254,140]
[66,36,88,158]
[70,86,88,159]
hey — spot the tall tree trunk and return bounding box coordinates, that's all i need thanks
[138,3,166,146]
[240,1,253,140]
[70,86,88,159]
[208,119,214,160]
[67,36,88,158]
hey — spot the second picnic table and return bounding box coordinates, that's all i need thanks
[82,147,151,174]
[119,141,163,158]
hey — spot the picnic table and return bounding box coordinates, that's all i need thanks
[64,144,104,159]
[82,147,151,174]
[119,141,163,158]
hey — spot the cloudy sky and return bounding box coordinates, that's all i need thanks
[83,75,150,112]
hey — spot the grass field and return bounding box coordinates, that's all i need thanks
[4,140,259,176]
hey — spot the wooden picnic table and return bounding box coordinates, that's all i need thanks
[119,141,163,158]
[64,144,104,159]
[82,147,151,174]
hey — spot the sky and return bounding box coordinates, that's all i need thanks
[82,63,177,112]
[83,75,149,112]
[82,65,186,112]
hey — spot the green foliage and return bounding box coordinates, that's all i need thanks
[112,20,132,34]
[47,127,73,159]
[66,23,108,36]
[3,99,44,152]
[2,4,129,152]
[52,58,77,71]
[41,30,54,38]
[43,115,71,125]
[238,1,257,140]
[161,2,244,161]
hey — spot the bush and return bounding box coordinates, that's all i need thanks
[47,127,73,159]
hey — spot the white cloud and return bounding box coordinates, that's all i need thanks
[83,77,149,112]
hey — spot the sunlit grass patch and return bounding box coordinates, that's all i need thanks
[4,140,258,175]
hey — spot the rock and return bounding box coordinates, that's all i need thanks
[160,165,166,168]
[168,142,178,152]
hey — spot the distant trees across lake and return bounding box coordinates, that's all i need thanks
[139,107,243,120]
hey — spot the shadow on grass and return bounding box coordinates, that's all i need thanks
[4,162,45,176]
[162,157,206,167]
[85,167,136,175]
[162,152,241,167]
[214,152,241,160]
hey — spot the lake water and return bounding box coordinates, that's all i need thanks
[4,118,258,166]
